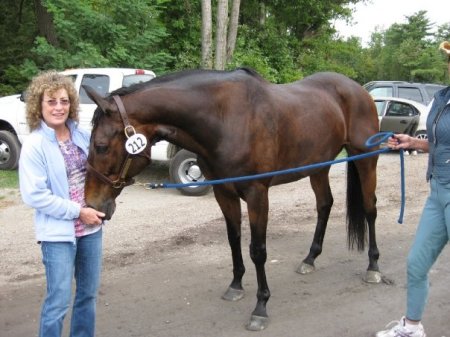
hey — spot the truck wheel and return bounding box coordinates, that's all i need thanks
[0,131,21,170]
[169,149,211,196]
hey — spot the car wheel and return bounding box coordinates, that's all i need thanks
[0,130,21,170]
[414,130,427,140]
[169,149,211,196]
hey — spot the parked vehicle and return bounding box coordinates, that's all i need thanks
[373,96,428,139]
[0,68,211,196]
[364,80,445,105]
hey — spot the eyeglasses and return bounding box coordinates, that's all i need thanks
[43,99,70,107]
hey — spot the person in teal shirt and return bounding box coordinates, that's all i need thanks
[375,41,450,337]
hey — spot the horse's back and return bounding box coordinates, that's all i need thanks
[291,72,379,144]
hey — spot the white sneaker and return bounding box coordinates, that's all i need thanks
[374,317,426,337]
[404,151,410,156]
[410,150,418,156]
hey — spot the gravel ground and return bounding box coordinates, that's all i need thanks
[2,153,450,337]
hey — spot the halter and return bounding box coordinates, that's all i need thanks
[86,95,151,189]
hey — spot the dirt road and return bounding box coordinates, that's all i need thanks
[1,153,449,337]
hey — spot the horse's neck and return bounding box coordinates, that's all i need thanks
[138,90,219,156]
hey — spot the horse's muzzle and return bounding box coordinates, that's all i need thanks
[87,200,116,221]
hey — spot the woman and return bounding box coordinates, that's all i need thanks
[19,70,105,337]
[375,41,450,337]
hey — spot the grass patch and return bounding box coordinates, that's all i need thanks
[0,170,19,189]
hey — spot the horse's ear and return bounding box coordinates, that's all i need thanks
[82,85,114,113]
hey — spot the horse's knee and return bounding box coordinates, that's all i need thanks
[249,243,267,265]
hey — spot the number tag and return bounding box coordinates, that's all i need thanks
[125,133,148,154]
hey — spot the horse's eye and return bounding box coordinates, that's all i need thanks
[95,145,108,154]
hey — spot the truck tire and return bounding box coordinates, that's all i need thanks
[0,130,21,170]
[169,149,211,196]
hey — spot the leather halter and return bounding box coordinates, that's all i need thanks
[86,95,150,189]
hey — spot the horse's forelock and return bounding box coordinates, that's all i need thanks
[91,106,106,128]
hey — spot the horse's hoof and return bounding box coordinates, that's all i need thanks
[246,315,269,331]
[222,287,245,301]
[364,270,382,283]
[296,262,315,274]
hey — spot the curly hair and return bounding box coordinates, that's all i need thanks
[25,70,80,131]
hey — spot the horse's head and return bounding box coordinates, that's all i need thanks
[83,85,152,220]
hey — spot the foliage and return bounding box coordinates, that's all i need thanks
[158,0,202,70]
[0,0,39,94]
[0,0,172,95]
[367,11,450,84]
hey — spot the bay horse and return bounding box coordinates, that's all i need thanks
[83,68,381,331]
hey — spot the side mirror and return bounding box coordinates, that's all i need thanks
[19,91,27,102]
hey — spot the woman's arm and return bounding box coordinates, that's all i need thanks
[387,134,429,153]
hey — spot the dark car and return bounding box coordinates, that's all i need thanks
[364,81,445,105]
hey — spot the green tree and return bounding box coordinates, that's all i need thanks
[0,0,38,94]
[367,11,448,83]
[0,0,172,95]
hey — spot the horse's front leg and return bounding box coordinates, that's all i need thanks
[297,171,333,274]
[244,184,270,331]
[213,187,246,301]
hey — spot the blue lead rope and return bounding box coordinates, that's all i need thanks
[365,132,405,224]
[147,131,405,224]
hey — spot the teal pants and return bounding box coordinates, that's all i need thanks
[407,177,450,321]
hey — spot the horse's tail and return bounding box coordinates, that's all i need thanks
[346,161,367,251]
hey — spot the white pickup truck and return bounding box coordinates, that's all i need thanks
[0,68,210,196]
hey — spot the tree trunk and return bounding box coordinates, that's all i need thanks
[214,0,228,70]
[201,0,213,69]
[226,0,241,63]
[33,0,59,46]
[259,2,266,26]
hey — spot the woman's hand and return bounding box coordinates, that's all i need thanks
[387,134,413,150]
[79,207,105,226]
[387,133,429,153]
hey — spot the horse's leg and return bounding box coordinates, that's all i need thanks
[350,155,381,283]
[213,187,246,301]
[297,169,333,274]
[243,184,271,331]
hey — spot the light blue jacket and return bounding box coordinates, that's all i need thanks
[19,119,91,242]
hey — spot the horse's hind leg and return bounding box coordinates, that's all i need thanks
[297,169,333,274]
[213,187,246,301]
[352,155,381,283]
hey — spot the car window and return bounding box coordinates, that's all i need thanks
[386,102,416,117]
[425,85,444,99]
[368,86,393,97]
[79,74,110,104]
[374,101,387,117]
[397,87,423,103]
[122,74,154,87]
[66,74,77,83]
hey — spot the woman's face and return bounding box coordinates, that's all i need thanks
[41,88,70,130]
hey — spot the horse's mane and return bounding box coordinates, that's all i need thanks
[92,67,265,127]
[109,67,266,97]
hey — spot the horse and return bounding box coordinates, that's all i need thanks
[83,67,381,331]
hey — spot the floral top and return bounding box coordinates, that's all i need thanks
[59,138,100,237]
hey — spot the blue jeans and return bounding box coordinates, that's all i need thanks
[39,229,103,337]
[406,178,450,321]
